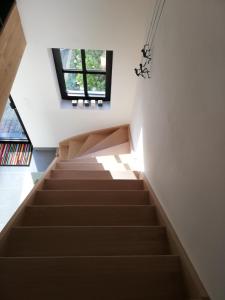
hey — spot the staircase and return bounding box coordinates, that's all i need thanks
[0,125,188,299]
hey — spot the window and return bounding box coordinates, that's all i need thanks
[52,48,113,103]
[0,96,30,142]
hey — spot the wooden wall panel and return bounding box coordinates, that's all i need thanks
[0,4,26,118]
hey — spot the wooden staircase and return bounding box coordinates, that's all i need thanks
[0,124,190,299]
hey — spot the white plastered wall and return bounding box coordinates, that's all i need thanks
[131,1,225,299]
[11,0,153,147]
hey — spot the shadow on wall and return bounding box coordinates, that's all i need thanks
[131,127,145,172]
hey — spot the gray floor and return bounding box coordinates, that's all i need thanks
[0,148,56,231]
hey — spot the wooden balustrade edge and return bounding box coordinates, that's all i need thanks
[0,156,59,254]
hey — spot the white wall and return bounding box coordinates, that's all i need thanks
[11,0,153,147]
[131,1,225,299]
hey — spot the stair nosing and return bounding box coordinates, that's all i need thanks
[37,189,148,192]
[0,254,179,259]
[27,204,154,208]
[13,225,165,229]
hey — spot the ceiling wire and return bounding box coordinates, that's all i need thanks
[140,0,166,65]
[146,0,162,45]
[149,0,166,47]
[135,0,166,78]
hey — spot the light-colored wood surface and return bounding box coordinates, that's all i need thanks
[33,190,150,206]
[58,145,68,159]
[59,124,128,146]
[55,162,106,170]
[43,179,145,190]
[67,140,83,159]
[0,256,184,300]
[0,125,190,299]
[5,226,168,256]
[140,173,210,300]
[22,205,157,226]
[84,142,131,157]
[84,127,128,155]
[0,4,26,118]
[77,133,108,155]
[50,169,113,180]
[0,157,58,254]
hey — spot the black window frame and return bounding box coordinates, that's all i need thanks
[0,95,32,144]
[52,48,113,102]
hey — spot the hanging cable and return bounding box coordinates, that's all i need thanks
[135,0,166,79]
[149,0,166,46]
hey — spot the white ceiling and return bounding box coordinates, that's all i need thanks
[12,0,153,147]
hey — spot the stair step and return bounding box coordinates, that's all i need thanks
[33,190,150,205]
[67,140,84,159]
[50,169,137,180]
[43,179,145,190]
[56,162,105,170]
[58,145,68,160]
[84,127,129,155]
[70,157,99,163]
[55,162,128,171]
[50,169,113,180]
[0,256,185,300]
[22,205,157,226]
[4,226,169,256]
[77,133,108,155]
[83,142,130,157]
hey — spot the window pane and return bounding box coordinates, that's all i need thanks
[87,74,106,97]
[60,49,82,70]
[85,50,106,71]
[0,100,28,141]
[64,73,84,95]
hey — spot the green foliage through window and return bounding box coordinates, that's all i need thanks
[61,49,106,92]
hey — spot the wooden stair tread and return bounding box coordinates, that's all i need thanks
[0,256,185,300]
[50,169,137,180]
[77,133,108,155]
[43,179,145,190]
[83,141,130,157]
[21,205,157,226]
[58,145,68,160]
[67,140,84,159]
[50,169,113,180]
[84,127,129,155]
[4,226,169,256]
[0,124,190,300]
[34,190,150,205]
[55,162,129,171]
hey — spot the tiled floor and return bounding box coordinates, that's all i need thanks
[0,149,56,231]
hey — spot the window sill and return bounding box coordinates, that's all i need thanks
[60,100,111,110]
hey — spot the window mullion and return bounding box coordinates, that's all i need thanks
[81,49,88,98]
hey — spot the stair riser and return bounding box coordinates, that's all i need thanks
[56,162,131,171]
[50,170,137,180]
[0,256,184,300]
[77,134,108,155]
[56,163,105,170]
[43,179,145,190]
[84,127,128,155]
[34,190,150,206]
[5,227,169,256]
[22,206,157,226]
[50,170,113,180]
